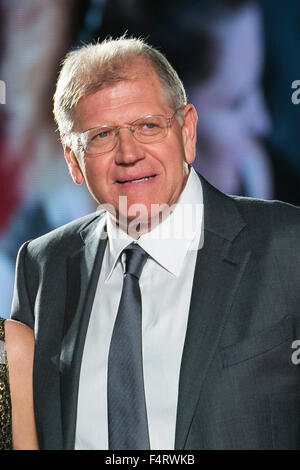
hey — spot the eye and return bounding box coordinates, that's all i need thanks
[97,130,109,138]
[96,129,114,139]
[90,127,114,142]
[136,119,162,134]
[142,122,158,129]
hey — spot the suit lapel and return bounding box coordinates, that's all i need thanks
[59,214,107,449]
[175,176,251,449]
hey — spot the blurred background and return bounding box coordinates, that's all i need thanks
[0,0,300,316]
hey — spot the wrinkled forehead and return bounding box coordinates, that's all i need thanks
[72,71,171,131]
[86,58,163,99]
[73,65,170,126]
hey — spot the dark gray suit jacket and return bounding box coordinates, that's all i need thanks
[11,174,300,450]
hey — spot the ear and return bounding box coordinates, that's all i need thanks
[62,138,84,185]
[181,104,198,165]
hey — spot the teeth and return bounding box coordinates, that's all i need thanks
[131,176,151,183]
[118,175,155,184]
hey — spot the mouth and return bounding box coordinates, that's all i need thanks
[116,174,157,184]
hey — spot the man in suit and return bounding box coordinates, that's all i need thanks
[11,37,300,450]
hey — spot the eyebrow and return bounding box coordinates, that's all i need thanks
[78,113,169,134]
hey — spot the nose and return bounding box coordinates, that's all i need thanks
[114,127,144,165]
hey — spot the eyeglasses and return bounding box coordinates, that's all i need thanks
[74,109,180,156]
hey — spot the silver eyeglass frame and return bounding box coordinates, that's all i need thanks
[71,108,183,156]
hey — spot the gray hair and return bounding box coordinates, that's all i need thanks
[53,36,187,140]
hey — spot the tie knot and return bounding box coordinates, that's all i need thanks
[123,243,149,280]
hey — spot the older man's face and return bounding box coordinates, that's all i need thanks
[64,62,197,232]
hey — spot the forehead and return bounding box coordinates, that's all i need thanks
[74,63,171,130]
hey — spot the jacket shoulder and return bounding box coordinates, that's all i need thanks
[23,210,105,260]
[231,195,300,242]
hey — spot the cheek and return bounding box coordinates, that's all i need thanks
[82,159,111,196]
[82,156,108,181]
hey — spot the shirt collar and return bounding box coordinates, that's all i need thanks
[105,167,203,280]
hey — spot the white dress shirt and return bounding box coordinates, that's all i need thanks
[75,167,204,450]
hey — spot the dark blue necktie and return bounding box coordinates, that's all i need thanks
[107,242,150,450]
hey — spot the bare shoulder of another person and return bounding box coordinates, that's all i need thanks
[4,320,39,450]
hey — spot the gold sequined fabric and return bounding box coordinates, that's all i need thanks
[0,318,12,449]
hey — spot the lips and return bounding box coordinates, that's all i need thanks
[116,174,157,184]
